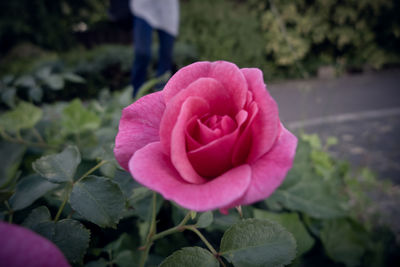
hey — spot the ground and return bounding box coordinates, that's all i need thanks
[269,68,400,184]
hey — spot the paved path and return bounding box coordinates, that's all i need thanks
[268,68,400,183]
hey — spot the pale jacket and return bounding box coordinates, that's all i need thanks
[130,0,179,36]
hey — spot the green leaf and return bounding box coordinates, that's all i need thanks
[34,219,91,264]
[113,169,135,199]
[159,247,219,267]
[2,75,14,84]
[268,181,345,219]
[53,219,91,264]
[14,75,36,88]
[0,101,43,132]
[196,211,213,228]
[22,206,52,229]
[0,190,14,202]
[253,209,315,256]
[113,250,136,267]
[33,221,55,240]
[28,86,43,102]
[267,140,346,219]
[0,141,26,190]
[44,74,64,90]
[128,186,163,221]
[35,67,52,81]
[32,145,81,183]
[320,219,369,267]
[220,218,296,267]
[62,99,101,134]
[9,174,59,211]
[104,233,137,254]
[62,73,85,83]
[1,87,16,108]
[301,134,322,149]
[85,258,108,267]
[69,175,125,228]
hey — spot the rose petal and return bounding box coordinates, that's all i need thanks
[240,126,298,205]
[114,91,165,171]
[129,142,252,211]
[0,222,70,267]
[220,115,237,135]
[232,101,259,165]
[187,112,247,178]
[187,130,238,178]
[241,68,280,162]
[194,117,222,144]
[171,97,210,184]
[163,61,248,108]
[163,62,211,102]
[160,77,231,155]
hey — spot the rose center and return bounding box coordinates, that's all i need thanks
[186,114,236,148]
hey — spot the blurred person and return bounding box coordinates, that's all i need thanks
[130,0,180,97]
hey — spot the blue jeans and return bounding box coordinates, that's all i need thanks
[131,16,175,97]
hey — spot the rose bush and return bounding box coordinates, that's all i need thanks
[0,222,70,267]
[114,61,297,212]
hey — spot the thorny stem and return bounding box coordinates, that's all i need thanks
[184,226,218,255]
[31,127,45,143]
[4,201,13,223]
[54,160,108,222]
[139,209,223,266]
[139,192,158,267]
[54,184,72,222]
[151,211,192,241]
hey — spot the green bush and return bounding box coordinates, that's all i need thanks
[179,0,269,71]
[0,0,108,54]
[1,94,399,266]
[180,0,400,79]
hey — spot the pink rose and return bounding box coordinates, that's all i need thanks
[114,61,297,212]
[0,222,70,267]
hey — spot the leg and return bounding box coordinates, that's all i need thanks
[156,29,175,78]
[131,16,153,97]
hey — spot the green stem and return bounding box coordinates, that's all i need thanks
[0,129,57,149]
[139,192,158,267]
[8,212,13,224]
[4,201,13,223]
[31,127,45,143]
[75,160,108,184]
[54,184,72,222]
[139,210,221,267]
[184,226,218,255]
[16,130,23,141]
[152,211,192,241]
[75,132,81,147]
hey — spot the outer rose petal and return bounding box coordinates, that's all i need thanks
[171,97,210,184]
[240,126,297,205]
[129,142,252,211]
[0,222,70,267]
[241,68,280,162]
[163,61,248,108]
[114,91,165,170]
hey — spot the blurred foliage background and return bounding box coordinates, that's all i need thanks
[1,1,400,266]
[0,0,400,98]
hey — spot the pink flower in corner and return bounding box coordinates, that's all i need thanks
[114,61,297,212]
[0,222,70,267]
